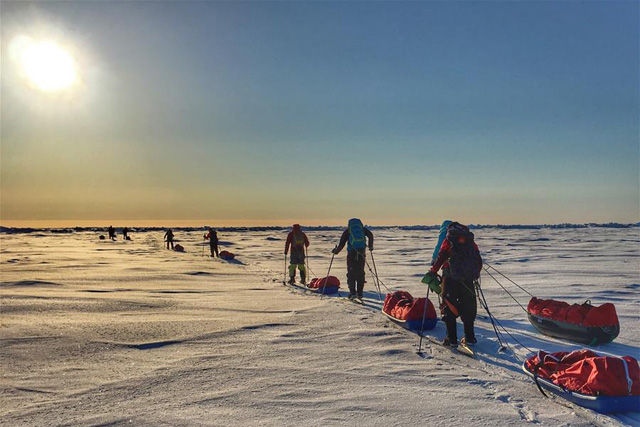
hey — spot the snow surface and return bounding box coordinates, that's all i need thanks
[1,227,638,426]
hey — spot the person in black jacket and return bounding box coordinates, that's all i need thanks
[204,227,219,257]
[164,229,174,250]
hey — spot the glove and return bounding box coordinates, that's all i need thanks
[284,252,288,255]
[421,271,442,295]
[331,246,338,254]
[369,246,373,252]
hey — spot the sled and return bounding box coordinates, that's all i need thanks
[307,276,340,295]
[382,291,437,333]
[219,250,235,260]
[523,350,640,414]
[527,298,619,345]
[382,310,437,332]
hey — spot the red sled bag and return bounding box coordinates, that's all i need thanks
[219,250,235,260]
[523,349,640,413]
[382,291,437,332]
[307,276,340,294]
[527,297,619,345]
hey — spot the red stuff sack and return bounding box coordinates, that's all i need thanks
[308,276,340,289]
[219,250,235,260]
[583,303,619,327]
[383,291,436,321]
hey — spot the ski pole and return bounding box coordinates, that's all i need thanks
[416,285,432,356]
[305,245,310,278]
[320,252,335,298]
[369,249,383,302]
[283,253,287,284]
[202,235,205,257]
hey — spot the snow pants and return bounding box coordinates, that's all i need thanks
[289,248,306,282]
[347,249,366,297]
[441,275,477,343]
[209,241,219,257]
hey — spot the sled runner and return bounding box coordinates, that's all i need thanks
[527,298,619,345]
[382,291,437,332]
[523,349,640,414]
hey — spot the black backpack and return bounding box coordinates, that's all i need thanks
[446,226,482,282]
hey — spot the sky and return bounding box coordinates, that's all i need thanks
[1,1,638,227]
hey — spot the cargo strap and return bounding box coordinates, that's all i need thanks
[620,357,633,395]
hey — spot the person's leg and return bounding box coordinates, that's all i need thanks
[355,251,366,298]
[214,244,219,257]
[288,264,296,283]
[298,264,307,284]
[442,278,463,345]
[460,281,477,343]
[346,251,357,297]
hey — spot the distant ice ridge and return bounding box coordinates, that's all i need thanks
[0,222,638,234]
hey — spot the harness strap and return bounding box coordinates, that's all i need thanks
[533,359,548,398]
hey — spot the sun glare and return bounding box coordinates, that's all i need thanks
[11,37,77,92]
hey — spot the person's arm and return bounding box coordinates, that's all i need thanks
[304,233,310,248]
[430,239,451,273]
[475,242,482,276]
[333,229,349,254]
[364,228,374,250]
[285,233,292,254]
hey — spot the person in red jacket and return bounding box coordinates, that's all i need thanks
[285,224,310,284]
[425,222,482,348]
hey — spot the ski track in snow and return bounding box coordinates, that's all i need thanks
[0,227,638,426]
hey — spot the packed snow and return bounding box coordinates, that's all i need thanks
[1,226,638,426]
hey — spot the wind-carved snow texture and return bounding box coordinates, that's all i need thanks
[0,227,638,426]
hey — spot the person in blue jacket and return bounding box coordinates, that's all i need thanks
[332,218,374,300]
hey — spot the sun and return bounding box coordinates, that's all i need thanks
[12,37,77,92]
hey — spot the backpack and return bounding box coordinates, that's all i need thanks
[446,225,482,282]
[292,232,305,248]
[347,218,366,251]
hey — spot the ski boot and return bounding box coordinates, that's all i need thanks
[442,337,458,349]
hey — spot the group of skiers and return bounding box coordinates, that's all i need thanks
[107,226,129,241]
[109,219,482,349]
[285,219,482,349]
[162,228,219,256]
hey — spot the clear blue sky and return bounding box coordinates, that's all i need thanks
[1,1,638,226]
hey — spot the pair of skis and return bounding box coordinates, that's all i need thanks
[346,295,364,305]
[425,336,476,358]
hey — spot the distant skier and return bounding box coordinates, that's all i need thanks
[122,227,129,241]
[204,227,219,258]
[332,218,374,301]
[108,225,116,241]
[164,229,175,250]
[425,222,482,348]
[285,224,309,284]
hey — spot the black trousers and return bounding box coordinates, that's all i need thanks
[209,242,219,257]
[441,275,477,343]
[347,249,366,297]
